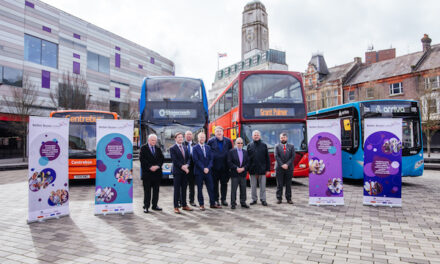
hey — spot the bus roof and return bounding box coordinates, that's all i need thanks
[50,110,118,115]
[307,99,419,116]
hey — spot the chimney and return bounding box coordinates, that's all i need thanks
[421,34,432,52]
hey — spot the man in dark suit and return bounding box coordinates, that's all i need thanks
[207,126,233,207]
[274,132,295,204]
[140,134,164,213]
[183,130,197,206]
[227,137,249,209]
[192,132,220,210]
[247,130,270,206]
[169,132,193,214]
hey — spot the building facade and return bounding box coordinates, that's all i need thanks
[0,0,174,159]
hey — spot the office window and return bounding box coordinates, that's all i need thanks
[425,76,440,89]
[87,51,110,74]
[348,90,355,101]
[24,34,58,68]
[2,66,23,87]
[389,82,403,95]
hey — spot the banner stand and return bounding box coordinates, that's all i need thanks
[94,119,134,216]
[363,118,402,208]
[307,119,344,206]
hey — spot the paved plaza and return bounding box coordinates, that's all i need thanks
[1,163,440,264]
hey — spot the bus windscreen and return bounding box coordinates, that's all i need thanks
[146,78,202,102]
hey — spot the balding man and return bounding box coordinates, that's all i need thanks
[228,137,249,209]
[140,134,164,213]
[207,126,233,207]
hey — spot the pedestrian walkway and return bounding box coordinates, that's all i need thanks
[0,157,27,170]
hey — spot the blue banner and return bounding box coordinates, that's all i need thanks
[95,120,134,215]
[363,118,402,207]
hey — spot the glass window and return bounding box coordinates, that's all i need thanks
[232,82,238,107]
[24,35,41,64]
[219,96,225,116]
[99,55,110,74]
[2,67,23,87]
[146,78,202,102]
[366,87,374,98]
[389,82,403,95]
[41,40,57,68]
[224,89,232,112]
[348,91,355,101]
[243,74,303,104]
[402,119,421,149]
[87,51,99,71]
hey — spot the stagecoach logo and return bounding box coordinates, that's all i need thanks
[153,109,197,119]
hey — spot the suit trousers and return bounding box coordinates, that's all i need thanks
[231,176,247,206]
[195,172,215,206]
[250,174,266,202]
[173,173,188,208]
[143,177,160,209]
[187,171,196,203]
[212,169,230,202]
[276,168,293,200]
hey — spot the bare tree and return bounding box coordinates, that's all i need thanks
[1,74,42,161]
[50,72,90,110]
[419,70,440,157]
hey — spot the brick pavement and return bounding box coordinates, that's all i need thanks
[0,162,440,263]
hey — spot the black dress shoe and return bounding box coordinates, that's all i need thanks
[152,206,162,211]
[261,201,268,206]
[190,202,197,207]
[241,204,249,209]
[231,205,236,209]
[143,208,149,213]
[287,200,293,204]
[250,201,257,205]
[277,200,282,204]
[221,201,228,206]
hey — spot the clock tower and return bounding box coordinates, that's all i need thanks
[241,0,269,60]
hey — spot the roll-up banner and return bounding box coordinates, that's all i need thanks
[95,119,134,215]
[363,118,402,207]
[28,117,69,223]
[308,119,344,205]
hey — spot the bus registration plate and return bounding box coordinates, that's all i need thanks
[74,175,90,179]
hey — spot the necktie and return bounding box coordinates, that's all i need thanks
[179,144,185,158]
[202,145,206,158]
[151,146,155,155]
[238,149,243,166]
[283,144,286,154]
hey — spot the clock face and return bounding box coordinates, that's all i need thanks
[246,30,254,42]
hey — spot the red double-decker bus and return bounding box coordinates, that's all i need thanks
[208,70,309,178]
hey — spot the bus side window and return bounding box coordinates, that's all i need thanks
[232,82,238,107]
[215,101,219,119]
[225,88,233,113]
[219,96,225,116]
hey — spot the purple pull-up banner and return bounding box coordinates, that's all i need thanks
[363,118,402,207]
[308,119,344,206]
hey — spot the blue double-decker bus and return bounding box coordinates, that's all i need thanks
[139,76,209,179]
[308,100,424,179]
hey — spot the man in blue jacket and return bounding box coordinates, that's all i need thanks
[192,132,220,210]
[207,126,233,207]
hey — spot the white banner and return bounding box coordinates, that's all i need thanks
[307,119,344,206]
[95,119,134,215]
[28,117,69,223]
[363,118,402,207]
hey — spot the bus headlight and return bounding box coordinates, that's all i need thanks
[414,160,424,169]
[299,164,306,168]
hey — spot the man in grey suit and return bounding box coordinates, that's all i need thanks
[274,132,295,204]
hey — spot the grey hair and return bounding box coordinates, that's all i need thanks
[235,137,244,143]
[214,126,224,131]
[148,134,157,140]
[252,130,261,136]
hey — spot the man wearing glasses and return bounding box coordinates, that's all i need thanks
[227,137,249,209]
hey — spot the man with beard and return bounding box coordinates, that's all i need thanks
[274,132,295,204]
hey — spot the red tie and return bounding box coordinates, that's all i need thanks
[283,144,286,154]
[179,145,185,158]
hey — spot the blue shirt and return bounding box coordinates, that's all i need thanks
[217,139,223,151]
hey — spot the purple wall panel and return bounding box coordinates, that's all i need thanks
[73,53,80,59]
[115,53,121,68]
[115,87,120,98]
[73,33,81,39]
[73,62,80,74]
[150,57,155,64]
[115,46,121,51]
[42,26,51,33]
[25,1,34,8]
[42,70,50,89]
[138,64,143,69]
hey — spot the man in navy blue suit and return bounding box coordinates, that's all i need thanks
[227,137,249,209]
[169,132,193,214]
[207,126,233,207]
[192,132,220,210]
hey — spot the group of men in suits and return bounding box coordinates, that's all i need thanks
[140,126,296,213]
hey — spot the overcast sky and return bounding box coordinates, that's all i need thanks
[44,0,439,94]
